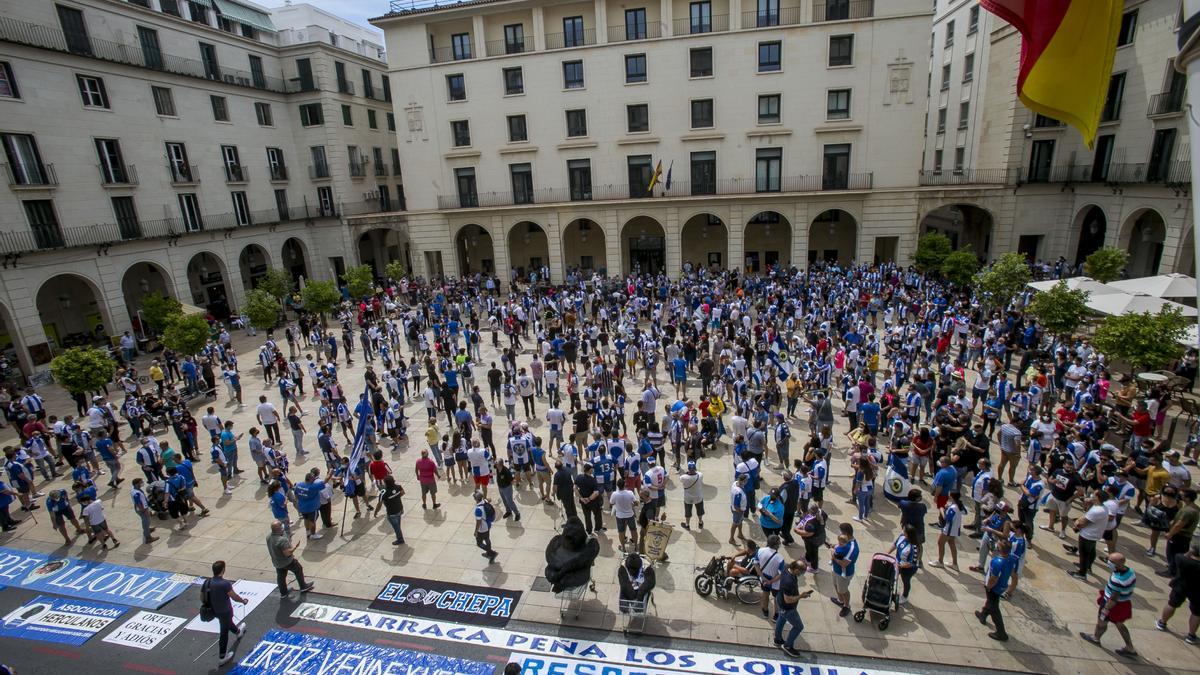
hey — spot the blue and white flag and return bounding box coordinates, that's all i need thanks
[347,383,373,474]
[883,451,910,504]
[768,336,793,381]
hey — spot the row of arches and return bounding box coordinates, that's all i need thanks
[1070,205,1184,277]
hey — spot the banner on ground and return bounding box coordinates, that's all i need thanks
[0,595,127,645]
[186,580,275,633]
[517,654,679,675]
[102,611,186,650]
[291,602,914,675]
[369,575,522,628]
[231,629,494,675]
[0,546,197,609]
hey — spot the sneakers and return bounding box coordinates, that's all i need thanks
[974,610,987,625]
[224,487,234,495]
[779,645,802,658]
[1145,547,1156,557]
[300,582,315,593]
[1186,634,1199,645]
[988,632,1008,642]
[1156,619,1168,631]
[1067,571,1088,581]
[928,560,944,568]
[307,533,323,540]
[1057,531,1067,540]
[219,652,235,665]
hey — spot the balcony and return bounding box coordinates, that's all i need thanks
[435,173,873,209]
[813,0,874,22]
[392,163,403,177]
[269,166,288,181]
[0,16,294,93]
[168,163,199,185]
[336,79,355,95]
[309,164,331,180]
[1020,162,1191,186]
[485,39,526,57]
[740,8,805,28]
[608,23,664,42]
[375,164,389,177]
[349,161,368,178]
[224,164,248,183]
[429,46,474,64]
[1148,91,1186,117]
[545,28,597,49]
[99,163,138,186]
[918,168,1019,186]
[2,162,57,188]
[673,14,731,34]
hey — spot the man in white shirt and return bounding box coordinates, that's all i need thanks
[680,462,704,530]
[729,474,749,545]
[1067,490,1110,581]
[610,484,638,553]
[754,535,785,618]
[256,396,281,444]
[546,406,566,451]
[81,495,119,550]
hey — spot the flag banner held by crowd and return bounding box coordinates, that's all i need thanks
[882,451,910,504]
[0,546,197,609]
[231,629,494,675]
[102,610,186,650]
[186,580,275,633]
[347,382,374,472]
[768,337,794,381]
[292,602,913,675]
[0,595,127,645]
[369,575,523,628]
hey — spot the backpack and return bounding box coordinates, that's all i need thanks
[482,501,496,524]
[199,578,215,621]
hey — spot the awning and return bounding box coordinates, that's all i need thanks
[213,0,277,33]
[1107,273,1198,299]
[180,303,207,317]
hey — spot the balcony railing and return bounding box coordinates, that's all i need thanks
[349,161,368,178]
[374,164,389,177]
[392,163,403,177]
[429,46,474,63]
[435,173,873,209]
[485,39,526,57]
[168,163,199,184]
[309,164,331,179]
[99,163,138,186]
[269,165,288,181]
[2,162,57,188]
[1020,162,1191,185]
[918,168,1020,186]
[0,16,294,93]
[1148,91,1186,117]
[224,164,247,183]
[336,79,355,95]
[544,28,597,50]
[608,23,665,42]
[672,14,731,34]
[813,0,874,22]
[740,7,805,28]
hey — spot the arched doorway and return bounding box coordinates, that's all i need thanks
[920,204,993,260]
[621,216,666,275]
[239,243,270,291]
[0,301,28,377]
[282,237,310,283]
[508,221,549,281]
[1122,209,1166,278]
[680,213,727,272]
[807,210,857,265]
[121,262,174,337]
[455,224,496,276]
[36,274,111,353]
[745,211,791,273]
[1073,206,1107,267]
[562,218,606,276]
[187,251,232,319]
[358,227,409,278]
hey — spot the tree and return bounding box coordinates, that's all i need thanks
[914,232,953,273]
[256,268,294,303]
[50,347,117,395]
[976,252,1032,309]
[1084,246,1129,283]
[139,293,182,334]
[1026,281,1090,337]
[385,260,407,283]
[160,314,211,356]
[941,250,980,287]
[342,264,375,299]
[244,288,281,330]
[301,279,341,318]
[1092,306,1190,372]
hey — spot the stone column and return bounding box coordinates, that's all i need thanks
[604,210,621,276]
[491,216,512,291]
[532,7,545,51]
[728,204,744,274]
[595,0,609,44]
[472,15,487,59]
[664,206,681,278]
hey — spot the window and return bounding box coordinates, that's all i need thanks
[178,193,203,231]
[503,67,524,95]
[341,105,353,126]
[691,98,714,128]
[758,94,781,123]
[255,102,273,126]
[690,47,713,77]
[829,35,853,67]
[95,138,128,184]
[373,148,385,175]
[1092,134,1114,182]
[210,95,229,122]
[566,109,587,137]
[300,103,323,126]
[954,147,965,172]
[151,86,175,116]
[563,61,584,88]
[368,109,378,129]
[387,113,396,131]
[933,149,943,172]
[504,24,525,53]
[1101,72,1125,122]
[317,186,334,216]
[310,146,329,178]
[76,74,109,108]
[958,101,970,129]
[335,61,350,93]
[0,62,17,98]
[221,145,243,182]
[451,33,472,60]
[362,69,374,98]
[968,6,980,34]
[690,151,716,195]
[296,58,315,91]
[111,196,140,239]
[231,191,251,225]
[1117,9,1137,46]
[241,24,257,40]
[936,107,946,133]
[1027,139,1054,182]
[945,20,954,47]
[24,200,63,249]
[625,8,647,40]
[690,1,712,33]
[199,42,220,80]
[1148,128,1177,182]
[568,159,592,200]
[758,41,781,72]
[756,0,779,27]
[187,0,208,24]
[625,54,647,83]
[822,143,850,189]
[455,167,477,207]
[447,74,466,101]
[563,16,585,47]
[382,75,392,102]
[166,142,192,182]
[963,53,974,83]
[508,114,527,142]
[755,148,781,192]
[160,0,180,16]
[391,148,402,175]
[627,104,649,133]
[510,163,533,203]
[138,26,162,70]
[941,63,951,90]
[826,89,851,120]
[267,147,286,181]
[451,120,471,147]
[274,189,289,221]
[627,154,653,197]
[378,184,391,211]
[57,5,92,56]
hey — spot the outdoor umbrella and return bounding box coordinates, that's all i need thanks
[1108,273,1198,299]
[1027,277,1123,295]
[1084,292,1198,317]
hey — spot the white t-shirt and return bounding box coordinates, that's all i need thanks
[610,489,636,519]
[1079,504,1109,541]
[546,408,566,429]
[754,547,784,589]
[257,402,279,425]
[681,472,704,504]
[82,501,106,525]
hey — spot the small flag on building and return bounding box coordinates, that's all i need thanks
[646,160,663,192]
[664,161,674,191]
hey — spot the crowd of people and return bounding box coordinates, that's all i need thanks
[1,260,1199,665]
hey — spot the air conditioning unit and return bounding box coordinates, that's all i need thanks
[236,77,250,86]
[223,74,236,83]
[364,190,379,200]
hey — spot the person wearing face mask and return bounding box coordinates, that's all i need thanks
[1067,490,1110,581]
[1080,552,1138,658]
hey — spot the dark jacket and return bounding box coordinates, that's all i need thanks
[544,518,600,592]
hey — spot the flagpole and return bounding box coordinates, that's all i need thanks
[1182,0,1200,335]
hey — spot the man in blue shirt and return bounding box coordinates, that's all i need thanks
[858,393,882,435]
[268,480,291,538]
[975,537,1013,642]
[94,431,122,488]
[176,458,210,518]
[292,468,325,540]
[672,357,688,398]
[932,456,957,511]
[830,522,859,617]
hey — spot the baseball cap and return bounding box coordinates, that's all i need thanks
[687,461,696,470]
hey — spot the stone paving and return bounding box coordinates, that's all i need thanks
[1,325,1198,674]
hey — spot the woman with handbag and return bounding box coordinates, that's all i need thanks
[1145,486,1180,558]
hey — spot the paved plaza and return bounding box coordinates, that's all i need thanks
[1,325,1198,675]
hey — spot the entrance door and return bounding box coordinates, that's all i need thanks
[1017,234,1042,261]
[629,237,664,274]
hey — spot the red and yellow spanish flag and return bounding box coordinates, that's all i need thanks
[982,0,1123,147]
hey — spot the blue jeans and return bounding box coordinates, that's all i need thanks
[774,607,803,647]
[386,514,404,542]
[856,487,873,520]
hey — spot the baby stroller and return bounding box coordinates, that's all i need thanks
[853,553,899,630]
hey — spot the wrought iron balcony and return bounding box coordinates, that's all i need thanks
[269,165,288,181]
[349,161,368,178]
[486,38,526,57]
[1148,91,1186,117]
[224,164,248,183]
[309,164,331,179]
[336,79,355,95]
[429,45,474,63]
[740,7,805,28]
[918,168,1020,186]
[674,14,730,34]
[168,163,199,185]
[608,23,664,42]
[2,162,56,188]
[813,0,874,22]
[374,164,389,177]
[544,28,597,50]
[1020,161,1191,186]
[99,163,138,186]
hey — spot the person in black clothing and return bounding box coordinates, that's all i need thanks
[208,560,249,666]
[632,402,652,436]
[544,517,599,592]
[617,552,657,606]
[487,364,504,406]
[779,471,799,545]
[898,488,928,555]
[796,504,826,572]
[575,463,604,534]
[773,559,812,657]
[372,475,406,545]
[572,408,590,446]
[553,461,578,520]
